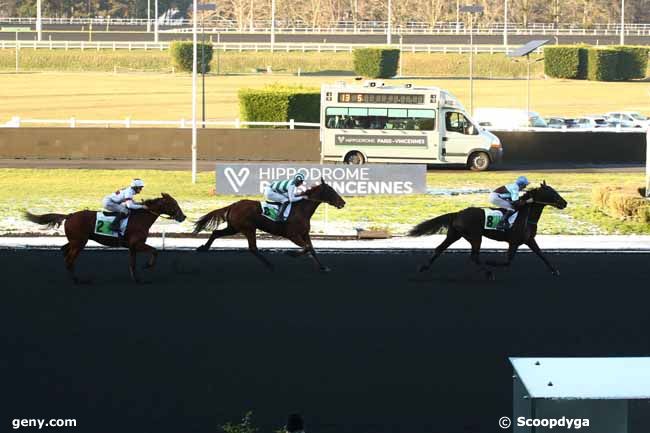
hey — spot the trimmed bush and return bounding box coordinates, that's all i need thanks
[592,185,650,223]
[238,85,320,127]
[353,48,400,78]
[169,41,213,73]
[544,46,588,79]
[587,48,619,81]
[613,46,649,80]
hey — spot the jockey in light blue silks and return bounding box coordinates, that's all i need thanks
[488,176,530,230]
[102,178,147,232]
[263,173,306,222]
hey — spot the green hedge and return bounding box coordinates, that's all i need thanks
[238,85,320,126]
[613,46,649,80]
[353,48,400,78]
[587,48,620,81]
[544,46,588,79]
[169,41,213,73]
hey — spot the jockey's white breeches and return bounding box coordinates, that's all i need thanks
[102,198,129,214]
[264,187,288,204]
[488,193,514,211]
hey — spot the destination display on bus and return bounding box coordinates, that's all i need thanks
[337,93,425,104]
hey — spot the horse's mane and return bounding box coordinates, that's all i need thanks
[142,197,162,206]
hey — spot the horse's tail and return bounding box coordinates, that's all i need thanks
[24,211,69,229]
[193,205,232,234]
[409,212,457,237]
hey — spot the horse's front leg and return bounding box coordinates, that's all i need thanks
[129,242,157,283]
[526,237,560,276]
[486,243,519,267]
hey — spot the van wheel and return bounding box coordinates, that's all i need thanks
[344,151,365,165]
[468,152,490,171]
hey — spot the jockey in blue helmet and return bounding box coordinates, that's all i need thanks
[488,176,530,230]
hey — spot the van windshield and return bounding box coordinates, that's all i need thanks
[529,116,547,127]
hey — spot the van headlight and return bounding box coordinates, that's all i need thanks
[490,140,502,149]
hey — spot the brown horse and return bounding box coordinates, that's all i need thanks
[25,193,186,284]
[194,180,345,271]
[409,182,568,279]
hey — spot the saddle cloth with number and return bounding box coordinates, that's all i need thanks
[483,209,517,231]
[260,202,292,222]
[94,212,129,237]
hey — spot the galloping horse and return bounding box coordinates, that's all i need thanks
[194,180,345,271]
[25,193,186,283]
[410,182,568,278]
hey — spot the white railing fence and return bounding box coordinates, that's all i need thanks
[4,116,319,129]
[0,40,544,54]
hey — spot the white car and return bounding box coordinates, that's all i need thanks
[573,116,609,129]
[604,112,648,128]
[473,108,547,129]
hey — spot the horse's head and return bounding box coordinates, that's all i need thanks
[305,178,346,209]
[528,181,567,209]
[146,193,187,222]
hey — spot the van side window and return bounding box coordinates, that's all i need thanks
[445,112,477,135]
[325,107,435,130]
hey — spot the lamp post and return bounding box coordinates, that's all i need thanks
[620,0,625,45]
[270,0,276,52]
[503,0,508,48]
[154,0,159,43]
[191,0,198,184]
[198,2,217,129]
[386,0,392,45]
[460,5,484,116]
[147,0,151,32]
[36,0,42,41]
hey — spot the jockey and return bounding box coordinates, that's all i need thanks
[488,176,530,230]
[263,173,306,222]
[102,178,147,232]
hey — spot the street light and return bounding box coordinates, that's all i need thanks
[147,0,151,32]
[270,0,276,52]
[386,0,392,45]
[620,0,625,45]
[36,0,42,41]
[198,2,217,129]
[503,0,508,48]
[154,0,159,43]
[191,0,198,184]
[508,40,548,116]
[460,5,483,116]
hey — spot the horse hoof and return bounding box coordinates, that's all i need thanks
[196,245,209,252]
[418,265,429,273]
[551,269,561,277]
[320,266,331,273]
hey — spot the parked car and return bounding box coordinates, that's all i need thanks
[573,116,609,129]
[474,108,548,129]
[604,112,648,128]
[546,117,578,129]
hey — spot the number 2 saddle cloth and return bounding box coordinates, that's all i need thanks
[94,212,129,237]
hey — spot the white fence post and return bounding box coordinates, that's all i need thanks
[125,117,131,128]
[289,119,295,129]
[235,118,241,128]
[70,117,76,128]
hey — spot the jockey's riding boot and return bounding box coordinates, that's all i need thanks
[110,213,124,232]
[277,202,289,222]
[497,210,513,231]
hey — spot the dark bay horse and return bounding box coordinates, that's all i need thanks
[25,193,186,283]
[194,180,345,271]
[409,182,568,278]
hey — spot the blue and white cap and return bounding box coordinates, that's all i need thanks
[516,176,529,187]
[131,178,145,188]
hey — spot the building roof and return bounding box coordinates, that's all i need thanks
[510,357,650,399]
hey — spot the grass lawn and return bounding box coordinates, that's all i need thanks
[1,168,647,236]
[2,72,650,123]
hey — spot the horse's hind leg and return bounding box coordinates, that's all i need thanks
[418,228,461,272]
[244,230,273,271]
[64,240,87,284]
[197,226,238,252]
[290,234,329,272]
[467,237,494,280]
